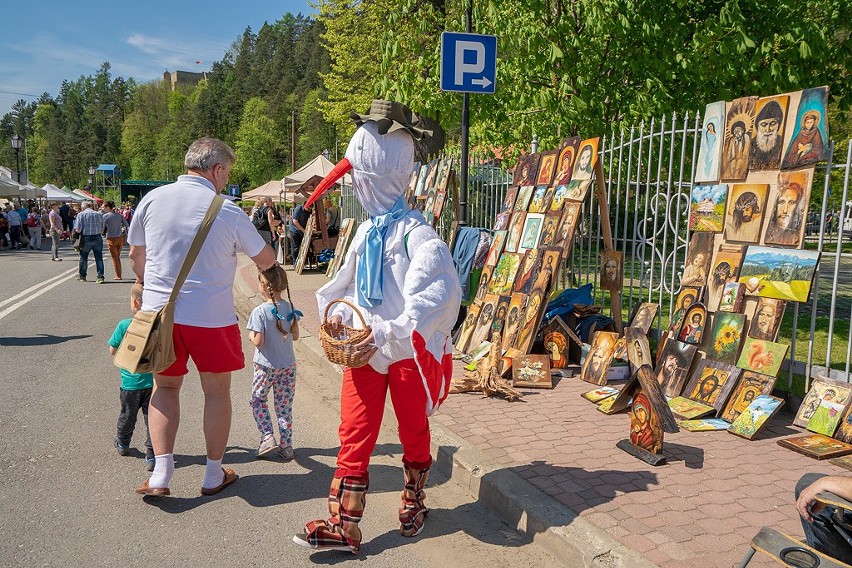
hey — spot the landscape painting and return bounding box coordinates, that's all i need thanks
[724,183,769,243]
[738,245,820,303]
[794,377,852,428]
[781,86,829,169]
[582,386,620,403]
[718,281,744,312]
[689,184,728,232]
[678,418,731,432]
[778,434,852,460]
[728,395,784,440]
[489,252,523,296]
[806,396,848,437]
[736,337,789,377]
[695,101,725,183]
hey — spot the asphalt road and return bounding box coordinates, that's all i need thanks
[0,243,558,567]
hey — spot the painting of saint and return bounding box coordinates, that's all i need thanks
[720,96,757,180]
[501,293,527,352]
[528,185,551,213]
[580,331,618,386]
[518,213,544,253]
[505,211,526,253]
[749,95,789,171]
[677,304,707,344]
[724,183,769,243]
[489,252,523,296]
[794,378,852,428]
[748,298,785,341]
[555,202,581,250]
[490,295,511,337]
[600,250,623,291]
[736,337,789,377]
[681,232,714,287]
[455,302,481,353]
[501,186,518,212]
[513,249,541,294]
[542,317,571,368]
[514,290,545,353]
[782,86,829,169]
[474,265,492,302]
[655,339,697,398]
[469,294,499,349]
[571,138,599,181]
[513,153,541,186]
[565,179,592,202]
[629,390,663,454]
[764,169,812,247]
[494,210,511,231]
[688,183,728,232]
[423,188,437,222]
[414,162,431,196]
[668,286,701,333]
[706,246,744,311]
[485,231,507,267]
[721,371,777,423]
[695,101,725,183]
[625,327,652,372]
[538,212,561,247]
[684,360,740,412]
[535,150,558,187]
[514,185,534,211]
[629,303,659,334]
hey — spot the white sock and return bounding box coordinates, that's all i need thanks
[203,458,224,489]
[148,454,174,488]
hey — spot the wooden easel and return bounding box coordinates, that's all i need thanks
[594,160,623,333]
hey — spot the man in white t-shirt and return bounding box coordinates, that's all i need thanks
[129,137,276,498]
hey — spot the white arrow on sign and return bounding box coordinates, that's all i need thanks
[454,40,486,85]
[471,77,492,89]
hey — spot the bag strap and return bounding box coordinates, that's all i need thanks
[168,195,225,303]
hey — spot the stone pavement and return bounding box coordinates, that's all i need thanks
[234,256,845,568]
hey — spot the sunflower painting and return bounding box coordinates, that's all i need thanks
[708,313,746,365]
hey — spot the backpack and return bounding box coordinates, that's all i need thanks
[252,206,268,230]
[26,213,39,228]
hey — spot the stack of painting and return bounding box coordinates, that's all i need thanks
[405,157,455,228]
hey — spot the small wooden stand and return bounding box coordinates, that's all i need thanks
[616,439,667,466]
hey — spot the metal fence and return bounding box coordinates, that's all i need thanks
[339,120,852,389]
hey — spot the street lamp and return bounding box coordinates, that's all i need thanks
[88,165,96,194]
[10,134,22,184]
[322,148,330,160]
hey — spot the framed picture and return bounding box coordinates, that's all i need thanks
[763,169,813,248]
[683,359,741,415]
[749,95,790,171]
[669,286,702,332]
[512,354,553,389]
[794,377,852,428]
[580,331,619,386]
[518,213,545,253]
[720,95,757,181]
[706,245,745,311]
[688,183,728,232]
[724,183,769,243]
[707,312,746,365]
[676,303,708,344]
[628,303,658,334]
[501,293,528,352]
[655,339,698,398]
[777,434,852,460]
[681,232,714,287]
[748,298,785,341]
[781,86,829,169]
[534,150,558,187]
[600,250,623,291]
[806,393,849,437]
[736,336,789,377]
[728,395,784,440]
[720,370,777,423]
[695,101,725,183]
[738,246,820,303]
[541,316,572,368]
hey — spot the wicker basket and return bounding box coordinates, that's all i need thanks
[319,299,376,368]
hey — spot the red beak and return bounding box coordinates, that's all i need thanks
[305,158,352,208]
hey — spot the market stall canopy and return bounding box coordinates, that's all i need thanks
[242,179,307,203]
[43,183,84,201]
[0,173,20,198]
[21,183,47,199]
[282,154,351,191]
[73,188,103,206]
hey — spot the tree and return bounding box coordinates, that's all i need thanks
[232,97,284,188]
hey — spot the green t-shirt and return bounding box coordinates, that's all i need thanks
[108,318,154,390]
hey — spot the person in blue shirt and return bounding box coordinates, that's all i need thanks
[108,284,155,471]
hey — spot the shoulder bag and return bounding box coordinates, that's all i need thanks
[113,195,224,374]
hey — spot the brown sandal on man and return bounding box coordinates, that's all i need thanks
[135,480,170,497]
[200,468,239,496]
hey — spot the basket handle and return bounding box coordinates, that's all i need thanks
[323,298,369,329]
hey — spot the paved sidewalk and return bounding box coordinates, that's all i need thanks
[234,257,843,568]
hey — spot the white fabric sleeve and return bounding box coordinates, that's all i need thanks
[231,203,266,257]
[246,306,264,333]
[127,201,147,246]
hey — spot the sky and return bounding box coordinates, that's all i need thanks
[0,1,316,118]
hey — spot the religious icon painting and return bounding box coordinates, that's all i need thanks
[489,252,523,296]
[749,94,790,171]
[683,359,741,415]
[668,286,702,333]
[735,337,788,377]
[778,434,852,460]
[423,188,437,224]
[571,137,599,182]
[695,101,725,183]
[599,250,623,291]
[580,331,619,386]
[793,377,852,428]
[688,184,728,232]
[490,295,511,338]
[555,202,582,251]
[832,404,852,444]
[724,183,769,243]
[432,191,447,222]
[514,153,541,187]
[720,96,757,181]
[720,370,777,423]
[474,265,493,302]
[535,150,558,187]
[806,392,850,437]
[748,298,785,341]
[538,212,561,247]
[414,161,431,197]
[494,210,511,231]
[564,179,593,203]
[405,164,420,205]
[655,339,698,398]
[513,289,546,354]
[541,317,571,369]
[501,293,528,352]
[469,294,500,351]
[676,303,707,344]
[738,245,819,303]
[763,169,813,248]
[681,232,714,287]
[518,213,545,253]
[728,395,784,440]
[718,281,745,313]
[582,386,619,403]
[624,326,652,373]
[512,354,553,389]
[528,185,551,214]
[667,396,715,420]
[436,158,454,193]
[455,302,481,353]
[505,211,527,253]
[628,303,659,335]
[707,312,746,365]
[706,245,745,312]
[554,137,580,187]
[502,186,518,212]
[538,248,561,282]
[514,185,535,212]
[485,231,508,267]
[781,86,829,170]
[513,249,542,294]
[622,366,679,458]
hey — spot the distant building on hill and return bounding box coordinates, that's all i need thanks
[163,70,207,91]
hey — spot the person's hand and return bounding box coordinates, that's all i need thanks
[328,314,342,332]
[797,479,828,523]
[355,328,374,348]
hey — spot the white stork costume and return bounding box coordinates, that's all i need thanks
[293,101,461,553]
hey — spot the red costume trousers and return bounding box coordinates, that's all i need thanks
[335,358,432,479]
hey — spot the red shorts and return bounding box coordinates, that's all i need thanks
[159,323,245,376]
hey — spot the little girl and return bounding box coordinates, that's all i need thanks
[247,265,301,460]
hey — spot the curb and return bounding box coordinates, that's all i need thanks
[231,271,656,568]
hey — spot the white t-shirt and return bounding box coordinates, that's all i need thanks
[128,175,266,327]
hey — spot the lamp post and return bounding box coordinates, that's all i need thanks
[10,134,22,184]
[88,165,96,195]
[322,148,330,160]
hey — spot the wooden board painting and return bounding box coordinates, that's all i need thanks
[501,186,518,213]
[514,186,534,212]
[781,86,829,170]
[629,303,658,335]
[513,288,546,354]
[493,210,511,231]
[512,354,553,389]
[736,336,789,377]
[501,293,528,352]
[456,302,481,353]
[669,286,702,333]
[720,96,757,181]
[763,169,813,248]
[778,434,852,461]
[625,326,653,372]
[832,404,852,444]
[554,137,580,188]
[695,101,725,183]
[683,359,741,415]
[534,150,558,188]
[718,281,745,313]
[738,245,820,304]
[600,250,623,291]
[469,294,500,351]
[580,331,619,385]
[681,232,714,287]
[536,248,561,290]
[564,179,593,203]
[706,245,745,311]
[597,396,618,414]
[655,339,698,398]
[555,202,582,251]
[749,94,790,171]
[489,252,523,296]
[485,231,508,267]
[720,370,777,423]
[582,386,620,403]
[628,366,679,455]
[728,395,784,440]
[490,295,511,338]
[326,218,355,279]
[668,396,715,420]
[514,154,541,187]
[707,312,746,365]
[571,138,599,181]
[677,303,707,344]
[806,395,848,437]
[829,455,852,472]
[541,317,572,368]
[294,214,315,274]
[678,418,731,432]
[513,249,542,294]
[528,185,551,214]
[518,213,545,253]
[688,183,728,232]
[505,211,527,252]
[794,377,852,429]
[538,212,561,247]
[748,298,785,341]
[724,183,770,244]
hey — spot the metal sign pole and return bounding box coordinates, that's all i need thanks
[458,1,473,227]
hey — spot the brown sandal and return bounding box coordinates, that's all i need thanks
[200,468,239,496]
[135,480,170,497]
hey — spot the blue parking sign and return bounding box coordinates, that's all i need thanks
[440,32,497,94]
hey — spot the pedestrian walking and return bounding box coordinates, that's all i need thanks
[129,137,276,498]
[48,203,63,261]
[102,201,128,279]
[247,264,301,460]
[5,204,23,249]
[74,201,105,283]
[108,284,155,471]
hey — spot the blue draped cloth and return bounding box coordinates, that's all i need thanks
[356,195,410,308]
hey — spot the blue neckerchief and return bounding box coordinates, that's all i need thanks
[356,195,410,308]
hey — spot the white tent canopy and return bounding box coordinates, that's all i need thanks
[0,173,20,198]
[282,154,351,191]
[242,179,307,203]
[43,183,84,202]
[21,183,47,199]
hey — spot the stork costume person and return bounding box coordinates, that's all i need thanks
[293,101,461,553]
